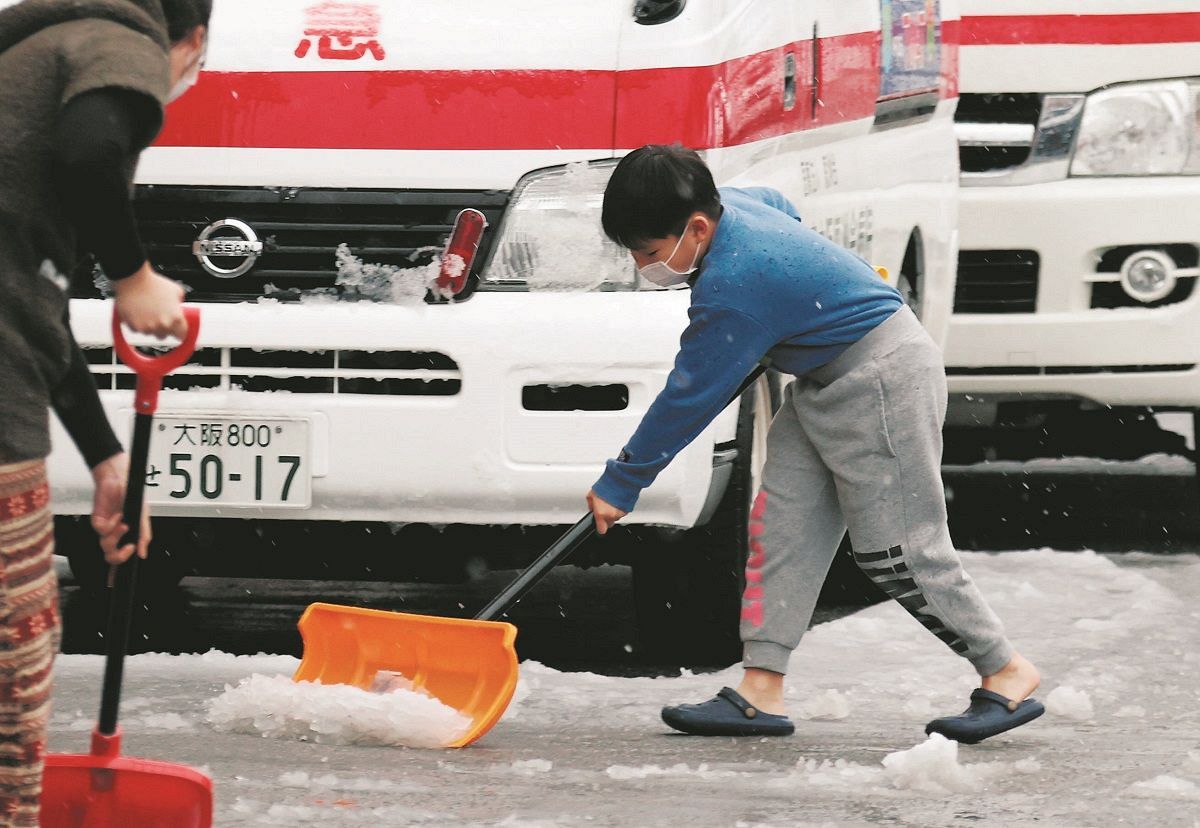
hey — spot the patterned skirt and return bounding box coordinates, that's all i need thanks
[0,461,59,827]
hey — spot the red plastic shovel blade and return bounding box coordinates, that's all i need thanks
[41,754,212,828]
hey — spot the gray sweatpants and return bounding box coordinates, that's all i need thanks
[741,306,1014,677]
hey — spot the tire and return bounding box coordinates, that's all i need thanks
[632,375,774,668]
[57,517,108,594]
[60,518,190,593]
[56,517,195,654]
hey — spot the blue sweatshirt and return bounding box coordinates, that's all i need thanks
[592,186,903,513]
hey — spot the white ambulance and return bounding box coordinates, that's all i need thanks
[946,2,1200,456]
[47,0,961,660]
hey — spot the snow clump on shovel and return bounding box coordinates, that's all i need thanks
[207,673,472,748]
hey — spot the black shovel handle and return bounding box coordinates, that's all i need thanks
[98,307,201,736]
[473,358,771,622]
[97,412,153,735]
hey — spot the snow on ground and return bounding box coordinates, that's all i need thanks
[48,549,1200,826]
[208,674,472,748]
[1044,685,1094,720]
[498,548,1184,734]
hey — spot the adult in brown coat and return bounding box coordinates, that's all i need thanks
[0,1,209,823]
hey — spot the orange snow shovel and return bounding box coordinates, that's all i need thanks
[295,514,596,747]
[41,307,212,827]
[294,361,773,748]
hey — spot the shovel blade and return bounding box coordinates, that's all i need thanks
[41,754,212,828]
[294,602,519,747]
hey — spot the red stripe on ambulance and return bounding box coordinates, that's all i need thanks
[962,12,1200,46]
[156,30,943,152]
[613,32,879,148]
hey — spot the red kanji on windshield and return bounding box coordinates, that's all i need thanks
[295,1,386,61]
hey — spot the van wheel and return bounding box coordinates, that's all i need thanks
[632,375,774,668]
[57,518,194,654]
[60,521,189,594]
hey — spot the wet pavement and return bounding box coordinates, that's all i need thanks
[46,547,1200,827]
[46,463,1200,826]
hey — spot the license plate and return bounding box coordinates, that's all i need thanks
[145,416,311,508]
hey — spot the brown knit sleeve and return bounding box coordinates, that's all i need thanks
[57,19,170,112]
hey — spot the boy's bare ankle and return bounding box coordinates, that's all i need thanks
[735,669,787,715]
[981,651,1040,701]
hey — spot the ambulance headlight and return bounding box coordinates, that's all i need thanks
[1070,79,1200,176]
[478,161,650,291]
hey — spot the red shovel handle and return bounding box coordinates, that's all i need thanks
[111,306,201,414]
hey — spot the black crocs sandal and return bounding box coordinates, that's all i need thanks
[925,688,1045,744]
[661,687,795,737]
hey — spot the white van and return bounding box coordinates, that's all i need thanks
[945,2,1200,457]
[46,0,960,661]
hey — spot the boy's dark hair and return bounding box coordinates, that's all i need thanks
[161,0,212,43]
[602,144,721,249]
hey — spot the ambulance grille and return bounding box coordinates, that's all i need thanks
[955,93,1043,173]
[73,187,507,302]
[954,250,1040,314]
[84,347,461,396]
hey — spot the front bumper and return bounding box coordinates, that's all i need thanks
[49,293,738,526]
[945,176,1200,408]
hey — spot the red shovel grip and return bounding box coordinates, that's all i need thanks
[111,306,201,414]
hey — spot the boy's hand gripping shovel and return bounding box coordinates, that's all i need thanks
[40,307,212,828]
[294,360,773,748]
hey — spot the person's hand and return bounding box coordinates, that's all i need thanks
[90,453,152,565]
[586,490,627,535]
[113,262,187,339]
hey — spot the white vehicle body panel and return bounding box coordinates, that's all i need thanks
[40,0,960,527]
[947,1,1200,410]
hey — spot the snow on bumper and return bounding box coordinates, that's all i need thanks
[49,294,736,526]
[945,176,1200,407]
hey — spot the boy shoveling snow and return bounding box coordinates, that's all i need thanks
[585,144,1044,743]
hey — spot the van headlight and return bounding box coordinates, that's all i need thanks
[478,161,658,291]
[1071,79,1200,176]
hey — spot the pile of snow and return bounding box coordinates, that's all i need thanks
[882,734,1040,794]
[784,735,1041,796]
[785,758,882,791]
[795,688,851,721]
[1127,775,1199,799]
[1128,750,1200,800]
[1045,686,1094,721]
[207,673,471,748]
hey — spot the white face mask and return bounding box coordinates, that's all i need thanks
[637,229,700,287]
[167,39,206,103]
